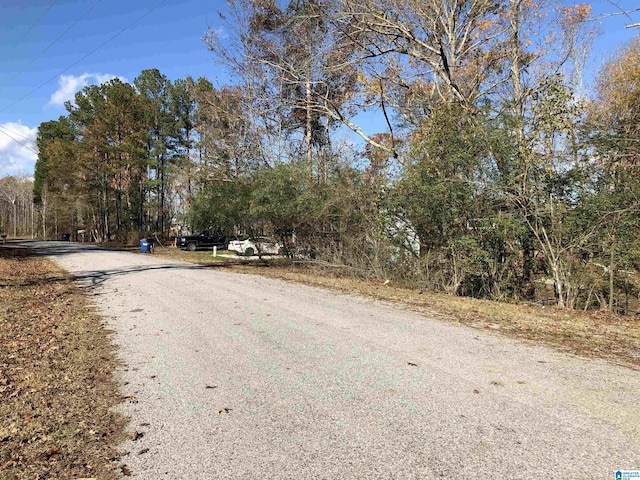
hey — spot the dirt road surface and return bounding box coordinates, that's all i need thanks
[29,241,640,479]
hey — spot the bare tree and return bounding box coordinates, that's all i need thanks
[0,175,34,238]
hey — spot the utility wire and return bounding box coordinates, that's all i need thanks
[0,126,38,154]
[589,5,640,22]
[0,124,35,143]
[40,0,102,57]
[0,0,103,93]
[12,0,58,49]
[0,0,168,115]
[0,125,36,145]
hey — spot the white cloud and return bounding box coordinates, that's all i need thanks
[48,72,128,106]
[0,122,38,177]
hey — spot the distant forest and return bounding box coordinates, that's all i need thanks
[2,0,639,311]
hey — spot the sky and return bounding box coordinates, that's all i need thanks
[0,0,639,178]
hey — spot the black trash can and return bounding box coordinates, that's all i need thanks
[61,233,71,241]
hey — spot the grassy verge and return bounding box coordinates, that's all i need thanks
[154,246,640,370]
[0,247,127,479]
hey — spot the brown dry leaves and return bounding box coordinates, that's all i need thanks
[0,247,127,479]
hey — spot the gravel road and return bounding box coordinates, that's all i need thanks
[31,241,640,479]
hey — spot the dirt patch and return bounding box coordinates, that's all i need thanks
[153,247,640,370]
[0,247,127,479]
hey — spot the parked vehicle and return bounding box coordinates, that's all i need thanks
[227,236,284,256]
[176,230,227,251]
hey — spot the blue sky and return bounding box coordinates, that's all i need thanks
[0,0,638,178]
[0,0,225,177]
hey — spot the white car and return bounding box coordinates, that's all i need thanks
[227,236,284,256]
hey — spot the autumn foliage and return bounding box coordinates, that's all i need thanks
[24,1,640,311]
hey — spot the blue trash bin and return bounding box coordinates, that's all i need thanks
[62,233,71,241]
[140,239,150,253]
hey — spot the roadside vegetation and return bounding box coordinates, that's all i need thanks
[1,2,639,314]
[0,247,127,479]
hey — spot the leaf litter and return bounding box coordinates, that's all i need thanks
[0,247,128,479]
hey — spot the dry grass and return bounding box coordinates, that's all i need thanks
[0,247,128,480]
[154,246,640,370]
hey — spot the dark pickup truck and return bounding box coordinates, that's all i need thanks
[176,230,227,251]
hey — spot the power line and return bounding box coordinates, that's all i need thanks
[12,0,59,49]
[0,126,38,154]
[41,0,102,57]
[0,0,103,93]
[589,5,640,22]
[0,0,168,115]
[0,124,35,143]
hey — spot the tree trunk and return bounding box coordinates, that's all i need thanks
[305,78,313,177]
[12,200,16,238]
[160,153,165,235]
[551,264,566,309]
[609,238,615,312]
[41,187,48,239]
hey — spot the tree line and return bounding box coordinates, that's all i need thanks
[33,70,208,243]
[30,0,640,311]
